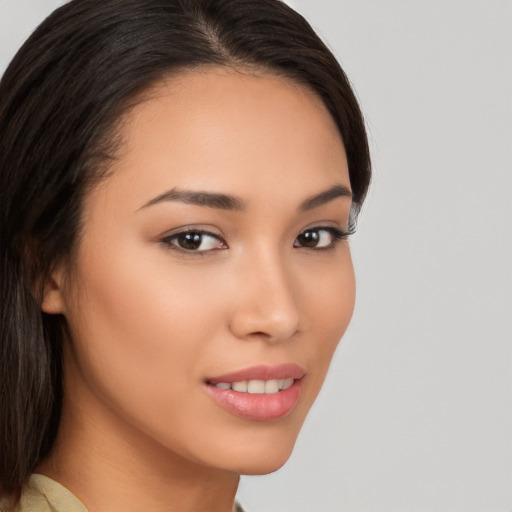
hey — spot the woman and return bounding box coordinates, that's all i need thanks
[0,0,371,511]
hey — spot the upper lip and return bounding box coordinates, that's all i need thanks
[206,363,306,384]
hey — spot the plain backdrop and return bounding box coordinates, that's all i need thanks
[1,1,511,511]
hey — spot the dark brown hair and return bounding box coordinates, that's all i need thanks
[0,0,370,508]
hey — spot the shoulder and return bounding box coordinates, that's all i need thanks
[18,474,88,512]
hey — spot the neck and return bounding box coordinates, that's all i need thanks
[37,358,239,512]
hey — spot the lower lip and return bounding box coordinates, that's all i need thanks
[205,379,302,421]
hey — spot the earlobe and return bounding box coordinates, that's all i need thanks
[40,269,66,315]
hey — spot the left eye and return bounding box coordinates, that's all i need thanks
[162,231,226,252]
[293,227,345,249]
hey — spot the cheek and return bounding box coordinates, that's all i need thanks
[308,247,355,336]
[61,244,246,467]
[62,241,226,420]
[298,250,355,399]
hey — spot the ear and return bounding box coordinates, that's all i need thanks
[40,267,66,315]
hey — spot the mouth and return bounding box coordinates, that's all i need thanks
[205,364,305,421]
[210,378,295,394]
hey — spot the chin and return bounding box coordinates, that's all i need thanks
[239,457,290,476]
[229,451,294,476]
[209,420,302,476]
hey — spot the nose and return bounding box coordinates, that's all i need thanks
[228,249,301,343]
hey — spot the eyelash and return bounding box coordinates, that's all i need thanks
[293,226,354,251]
[160,226,354,254]
[160,228,227,254]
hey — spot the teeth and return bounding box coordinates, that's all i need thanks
[214,378,295,394]
[248,380,265,393]
[264,379,279,393]
[281,378,294,390]
[232,381,248,392]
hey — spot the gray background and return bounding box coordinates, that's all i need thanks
[1,1,511,511]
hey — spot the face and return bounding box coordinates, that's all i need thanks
[45,68,355,476]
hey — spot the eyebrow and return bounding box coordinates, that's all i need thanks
[140,188,244,211]
[299,184,352,211]
[139,184,352,212]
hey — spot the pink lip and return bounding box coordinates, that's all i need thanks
[206,363,305,384]
[205,364,305,421]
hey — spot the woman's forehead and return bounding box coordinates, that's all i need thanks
[99,68,349,206]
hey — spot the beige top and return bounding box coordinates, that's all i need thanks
[18,474,245,512]
[18,475,88,512]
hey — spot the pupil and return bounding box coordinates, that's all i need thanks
[298,230,319,247]
[179,232,202,250]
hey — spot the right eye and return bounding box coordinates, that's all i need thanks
[161,230,227,252]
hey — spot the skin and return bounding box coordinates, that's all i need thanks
[40,68,355,512]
